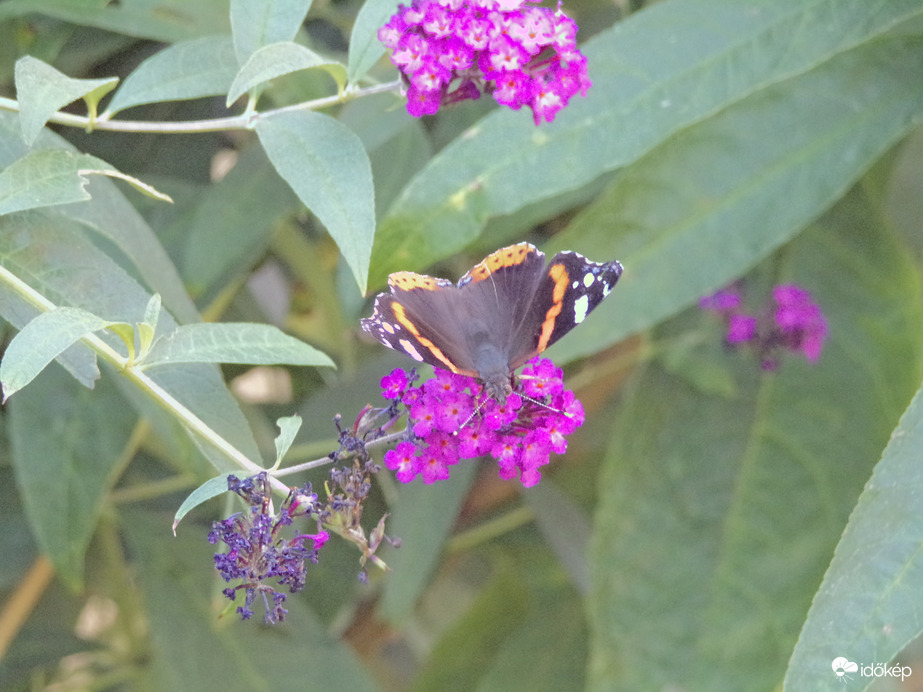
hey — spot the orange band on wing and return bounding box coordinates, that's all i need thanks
[536,264,569,352]
[393,303,460,373]
[464,242,534,283]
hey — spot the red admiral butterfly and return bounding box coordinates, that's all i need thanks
[361,243,623,403]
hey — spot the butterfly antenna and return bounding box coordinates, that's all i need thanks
[518,392,576,418]
[452,391,490,436]
[516,375,578,419]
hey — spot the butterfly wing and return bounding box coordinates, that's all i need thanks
[507,251,623,370]
[361,272,481,376]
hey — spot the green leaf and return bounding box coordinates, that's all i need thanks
[521,480,591,593]
[0,149,171,217]
[256,110,375,294]
[479,592,588,691]
[410,561,531,692]
[105,322,137,359]
[8,368,136,588]
[0,111,198,323]
[226,41,346,106]
[347,0,398,84]
[370,0,923,287]
[172,473,238,533]
[14,55,117,145]
[144,322,336,368]
[0,306,112,402]
[784,400,923,684]
[587,203,923,689]
[0,211,261,470]
[105,35,237,116]
[378,463,477,622]
[273,415,302,467]
[546,31,923,367]
[138,293,162,356]
[175,145,300,303]
[0,0,232,43]
[230,0,313,64]
[0,290,100,391]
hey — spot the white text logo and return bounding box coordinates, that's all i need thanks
[832,657,911,683]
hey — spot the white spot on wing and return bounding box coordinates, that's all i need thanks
[574,295,590,323]
[399,339,424,362]
[583,273,595,288]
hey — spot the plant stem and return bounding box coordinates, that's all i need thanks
[0,80,403,135]
[0,265,276,488]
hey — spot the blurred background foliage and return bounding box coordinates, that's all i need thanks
[1,0,923,690]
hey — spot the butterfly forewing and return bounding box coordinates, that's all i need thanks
[509,251,623,369]
[362,275,481,375]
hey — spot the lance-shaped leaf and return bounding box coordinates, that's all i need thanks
[226,41,346,106]
[105,35,237,115]
[144,322,335,368]
[272,415,302,468]
[587,205,923,690]
[256,110,375,294]
[172,473,240,534]
[784,381,923,689]
[0,306,116,402]
[0,149,171,216]
[230,0,313,64]
[9,368,136,588]
[347,0,400,84]
[15,55,117,145]
[546,30,923,367]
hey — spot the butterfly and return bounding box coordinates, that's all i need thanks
[361,242,623,402]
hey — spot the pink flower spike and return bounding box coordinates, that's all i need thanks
[419,447,452,483]
[492,0,525,11]
[378,16,407,49]
[508,11,553,54]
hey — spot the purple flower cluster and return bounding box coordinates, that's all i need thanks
[378,0,591,124]
[208,472,328,623]
[381,356,584,487]
[700,284,828,369]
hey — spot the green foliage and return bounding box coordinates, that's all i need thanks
[0,0,922,690]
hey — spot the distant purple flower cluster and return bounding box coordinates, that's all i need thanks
[381,356,584,487]
[700,284,828,369]
[378,0,591,124]
[208,473,328,623]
